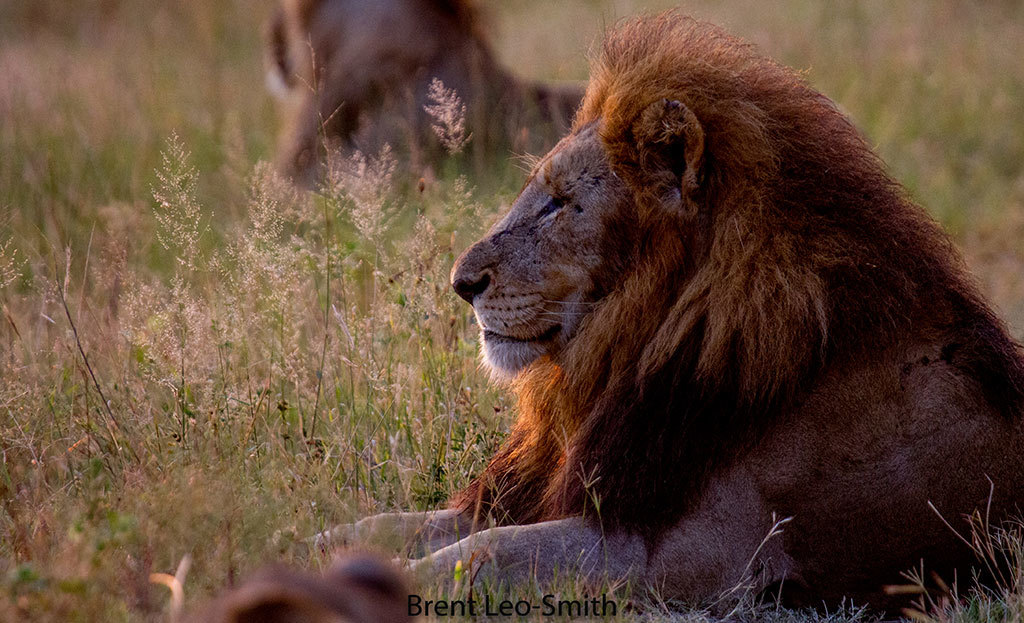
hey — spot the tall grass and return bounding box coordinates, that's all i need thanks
[1,0,1023,620]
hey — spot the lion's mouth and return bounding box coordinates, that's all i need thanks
[483,324,561,344]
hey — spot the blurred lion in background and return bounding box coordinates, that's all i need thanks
[266,0,583,184]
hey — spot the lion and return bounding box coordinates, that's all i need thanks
[187,553,412,623]
[266,0,583,184]
[320,12,1024,611]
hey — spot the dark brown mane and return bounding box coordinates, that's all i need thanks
[454,11,1024,541]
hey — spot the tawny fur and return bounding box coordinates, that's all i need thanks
[189,553,412,623]
[329,12,1024,612]
[265,0,582,184]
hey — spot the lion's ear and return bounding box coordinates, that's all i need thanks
[633,98,705,210]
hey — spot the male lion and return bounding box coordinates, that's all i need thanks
[326,12,1024,611]
[266,0,582,184]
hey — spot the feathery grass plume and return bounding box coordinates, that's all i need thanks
[132,135,221,425]
[245,162,287,247]
[448,175,484,224]
[408,214,439,276]
[330,145,398,247]
[153,133,207,274]
[424,78,472,155]
[122,270,216,415]
[397,214,444,339]
[0,238,23,291]
[224,162,305,319]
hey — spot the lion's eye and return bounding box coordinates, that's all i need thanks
[538,196,565,219]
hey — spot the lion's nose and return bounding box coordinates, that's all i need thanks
[452,272,491,304]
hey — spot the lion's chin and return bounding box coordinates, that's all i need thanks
[480,327,560,381]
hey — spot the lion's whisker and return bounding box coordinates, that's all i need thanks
[540,299,601,306]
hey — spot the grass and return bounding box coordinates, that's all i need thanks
[0,0,1022,621]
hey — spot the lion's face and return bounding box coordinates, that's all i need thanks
[451,124,634,378]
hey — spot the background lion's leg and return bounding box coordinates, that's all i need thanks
[314,509,474,557]
[415,517,647,589]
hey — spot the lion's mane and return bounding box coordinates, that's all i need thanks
[454,12,1024,541]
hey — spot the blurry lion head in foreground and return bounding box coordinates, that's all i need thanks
[189,554,411,623]
[266,0,582,184]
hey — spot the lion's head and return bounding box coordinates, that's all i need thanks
[451,123,638,378]
[451,13,836,398]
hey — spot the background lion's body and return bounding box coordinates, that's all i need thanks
[267,0,581,182]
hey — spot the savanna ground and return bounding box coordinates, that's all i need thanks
[1,1,1023,621]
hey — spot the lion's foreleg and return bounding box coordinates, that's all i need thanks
[415,471,796,607]
[314,509,473,557]
[415,517,647,590]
